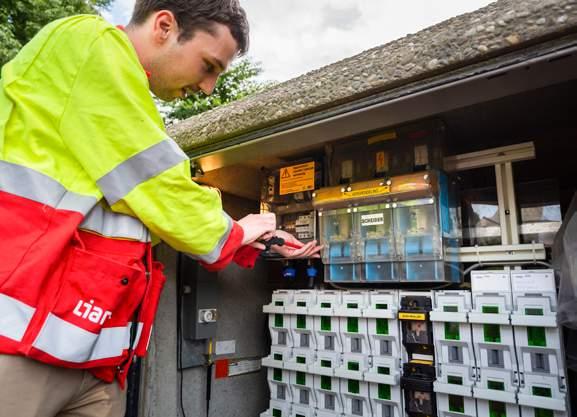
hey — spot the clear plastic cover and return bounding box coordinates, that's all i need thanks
[394,199,440,261]
[320,208,356,264]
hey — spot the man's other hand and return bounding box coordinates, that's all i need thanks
[237,213,276,249]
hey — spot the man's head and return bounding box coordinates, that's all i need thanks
[127,0,249,101]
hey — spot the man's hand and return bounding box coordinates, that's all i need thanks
[237,213,276,249]
[269,230,323,259]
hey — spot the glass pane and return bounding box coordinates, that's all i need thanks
[274,314,283,328]
[297,315,306,329]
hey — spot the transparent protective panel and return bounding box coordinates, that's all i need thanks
[320,208,356,264]
[356,203,396,281]
[394,199,440,262]
[357,204,394,261]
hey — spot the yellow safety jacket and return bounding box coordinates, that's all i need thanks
[0,15,246,384]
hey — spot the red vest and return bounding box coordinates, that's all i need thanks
[0,188,166,386]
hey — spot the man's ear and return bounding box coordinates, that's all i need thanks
[151,10,178,44]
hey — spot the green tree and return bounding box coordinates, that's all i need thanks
[0,0,111,67]
[166,58,271,122]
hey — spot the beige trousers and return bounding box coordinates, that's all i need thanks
[0,355,126,417]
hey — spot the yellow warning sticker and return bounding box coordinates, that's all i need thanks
[398,312,426,320]
[279,162,315,195]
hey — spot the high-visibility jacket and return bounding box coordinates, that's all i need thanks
[0,15,256,385]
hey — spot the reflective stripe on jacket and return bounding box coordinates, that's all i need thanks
[0,15,246,384]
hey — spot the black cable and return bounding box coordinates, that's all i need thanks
[176,252,187,417]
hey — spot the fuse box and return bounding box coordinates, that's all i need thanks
[314,170,460,283]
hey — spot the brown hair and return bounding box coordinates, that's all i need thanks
[130,0,249,55]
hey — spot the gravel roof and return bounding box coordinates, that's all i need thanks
[170,0,577,152]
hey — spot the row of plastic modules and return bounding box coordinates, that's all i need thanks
[432,269,570,417]
[260,370,402,417]
[312,170,460,283]
[262,290,404,417]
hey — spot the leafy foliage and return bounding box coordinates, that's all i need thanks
[0,0,111,67]
[167,58,272,121]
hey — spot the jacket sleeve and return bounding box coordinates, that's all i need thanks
[58,27,243,267]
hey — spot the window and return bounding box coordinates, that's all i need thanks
[274,314,283,327]
[297,315,306,329]
[277,331,287,346]
[321,316,331,331]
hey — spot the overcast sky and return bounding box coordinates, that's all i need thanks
[101,0,494,82]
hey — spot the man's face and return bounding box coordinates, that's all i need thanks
[148,22,238,102]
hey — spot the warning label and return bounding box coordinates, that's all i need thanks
[279,162,315,195]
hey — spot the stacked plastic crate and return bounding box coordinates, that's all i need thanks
[262,290,295,417]
[262,290,404,417]
[510,270,569,417]
[310,291,345,417]
[365,291,402,417]
[335,292,372,417]
[470,270,520,417]
[431,290,477,417]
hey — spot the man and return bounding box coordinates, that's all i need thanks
[0,1,321,416]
